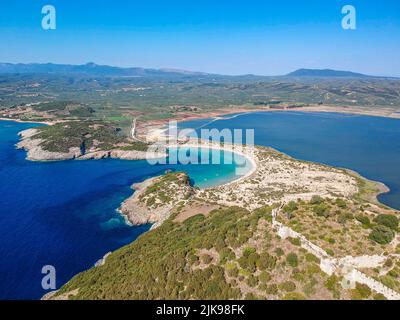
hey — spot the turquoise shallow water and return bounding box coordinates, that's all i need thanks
[0,120,249,299]
[179,111,400,210]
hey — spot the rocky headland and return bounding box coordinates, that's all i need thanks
[118,172,194,229]
[16,127,166,161]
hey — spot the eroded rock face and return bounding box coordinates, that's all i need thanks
[109,149,163,160]
[17,129,82,161]
[119,172,194,229]
[16,128,166,161]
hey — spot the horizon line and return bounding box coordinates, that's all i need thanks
[1,61,399,79]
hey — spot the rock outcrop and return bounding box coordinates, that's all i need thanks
[16,128,166,161]
[17,129,81,161]
[119,172,194,229]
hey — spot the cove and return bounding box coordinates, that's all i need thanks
[0,120,250,299]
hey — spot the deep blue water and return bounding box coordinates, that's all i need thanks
[0,120,248,300]
[180,111,400,210]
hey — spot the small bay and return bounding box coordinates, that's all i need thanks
[0,120,248,299]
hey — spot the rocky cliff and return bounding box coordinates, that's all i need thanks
[119,172,194,229]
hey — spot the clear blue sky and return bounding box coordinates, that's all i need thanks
[1,0,399,76]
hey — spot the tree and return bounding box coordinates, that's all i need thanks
[283,201,298,219]
[369,225,395,245]
[313,204,330,218]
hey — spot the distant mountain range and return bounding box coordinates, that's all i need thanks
[286,68,369,78]
[0,62,210,78]
[0,63,393,79]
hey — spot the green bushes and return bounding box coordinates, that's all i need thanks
[324,275,341,299]
[283,201,298,218]
[219,247,235,264]
[274,248,284,257]
[313,204,330,218]
[286,253,299,268]
[374,214,399,230]
[259,271,271,283]
[356,215,370,227]
[36,121,133,153]
[326,249,335,257]
[238,247,259,273]
[289,237,301,246]
[257,252,277,270]
[360,213,399,245]
[337,212,353,225]
[350,283,371,300]
[335,198,347,208]
[55,206,251,300]
[226,264,239,278]
[246,275,259,287]
[282,292,306,300]
[242,247,256,257]
[305,253,320,264]
[373,293,386,300]
[264,284,278,295]
[278,281,296,292]
[310,196,324,205]
[369,225,395,245]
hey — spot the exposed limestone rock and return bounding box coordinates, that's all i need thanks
[16,128,166,161]
[17,130,82,161]
[119,172,194,229]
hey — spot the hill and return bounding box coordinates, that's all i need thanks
[0,62,210,78]
[287,69,369,78]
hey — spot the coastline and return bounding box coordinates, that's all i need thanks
[9,114,394,211]
[344,168,391,206]
[166,142,257,187]
[136,104,400,139]
[0,117,55,125]
[153,107,396,203]
[114,143,257,229]
[15,127,167,162]
[10,112,395,300]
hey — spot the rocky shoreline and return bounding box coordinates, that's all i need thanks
[16,128,166,161]
[118,172,194,229]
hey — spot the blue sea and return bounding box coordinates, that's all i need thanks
[0,120,249,299]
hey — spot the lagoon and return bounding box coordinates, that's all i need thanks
[179,111,400,210]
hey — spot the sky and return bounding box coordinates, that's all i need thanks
[0,0,400,76]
